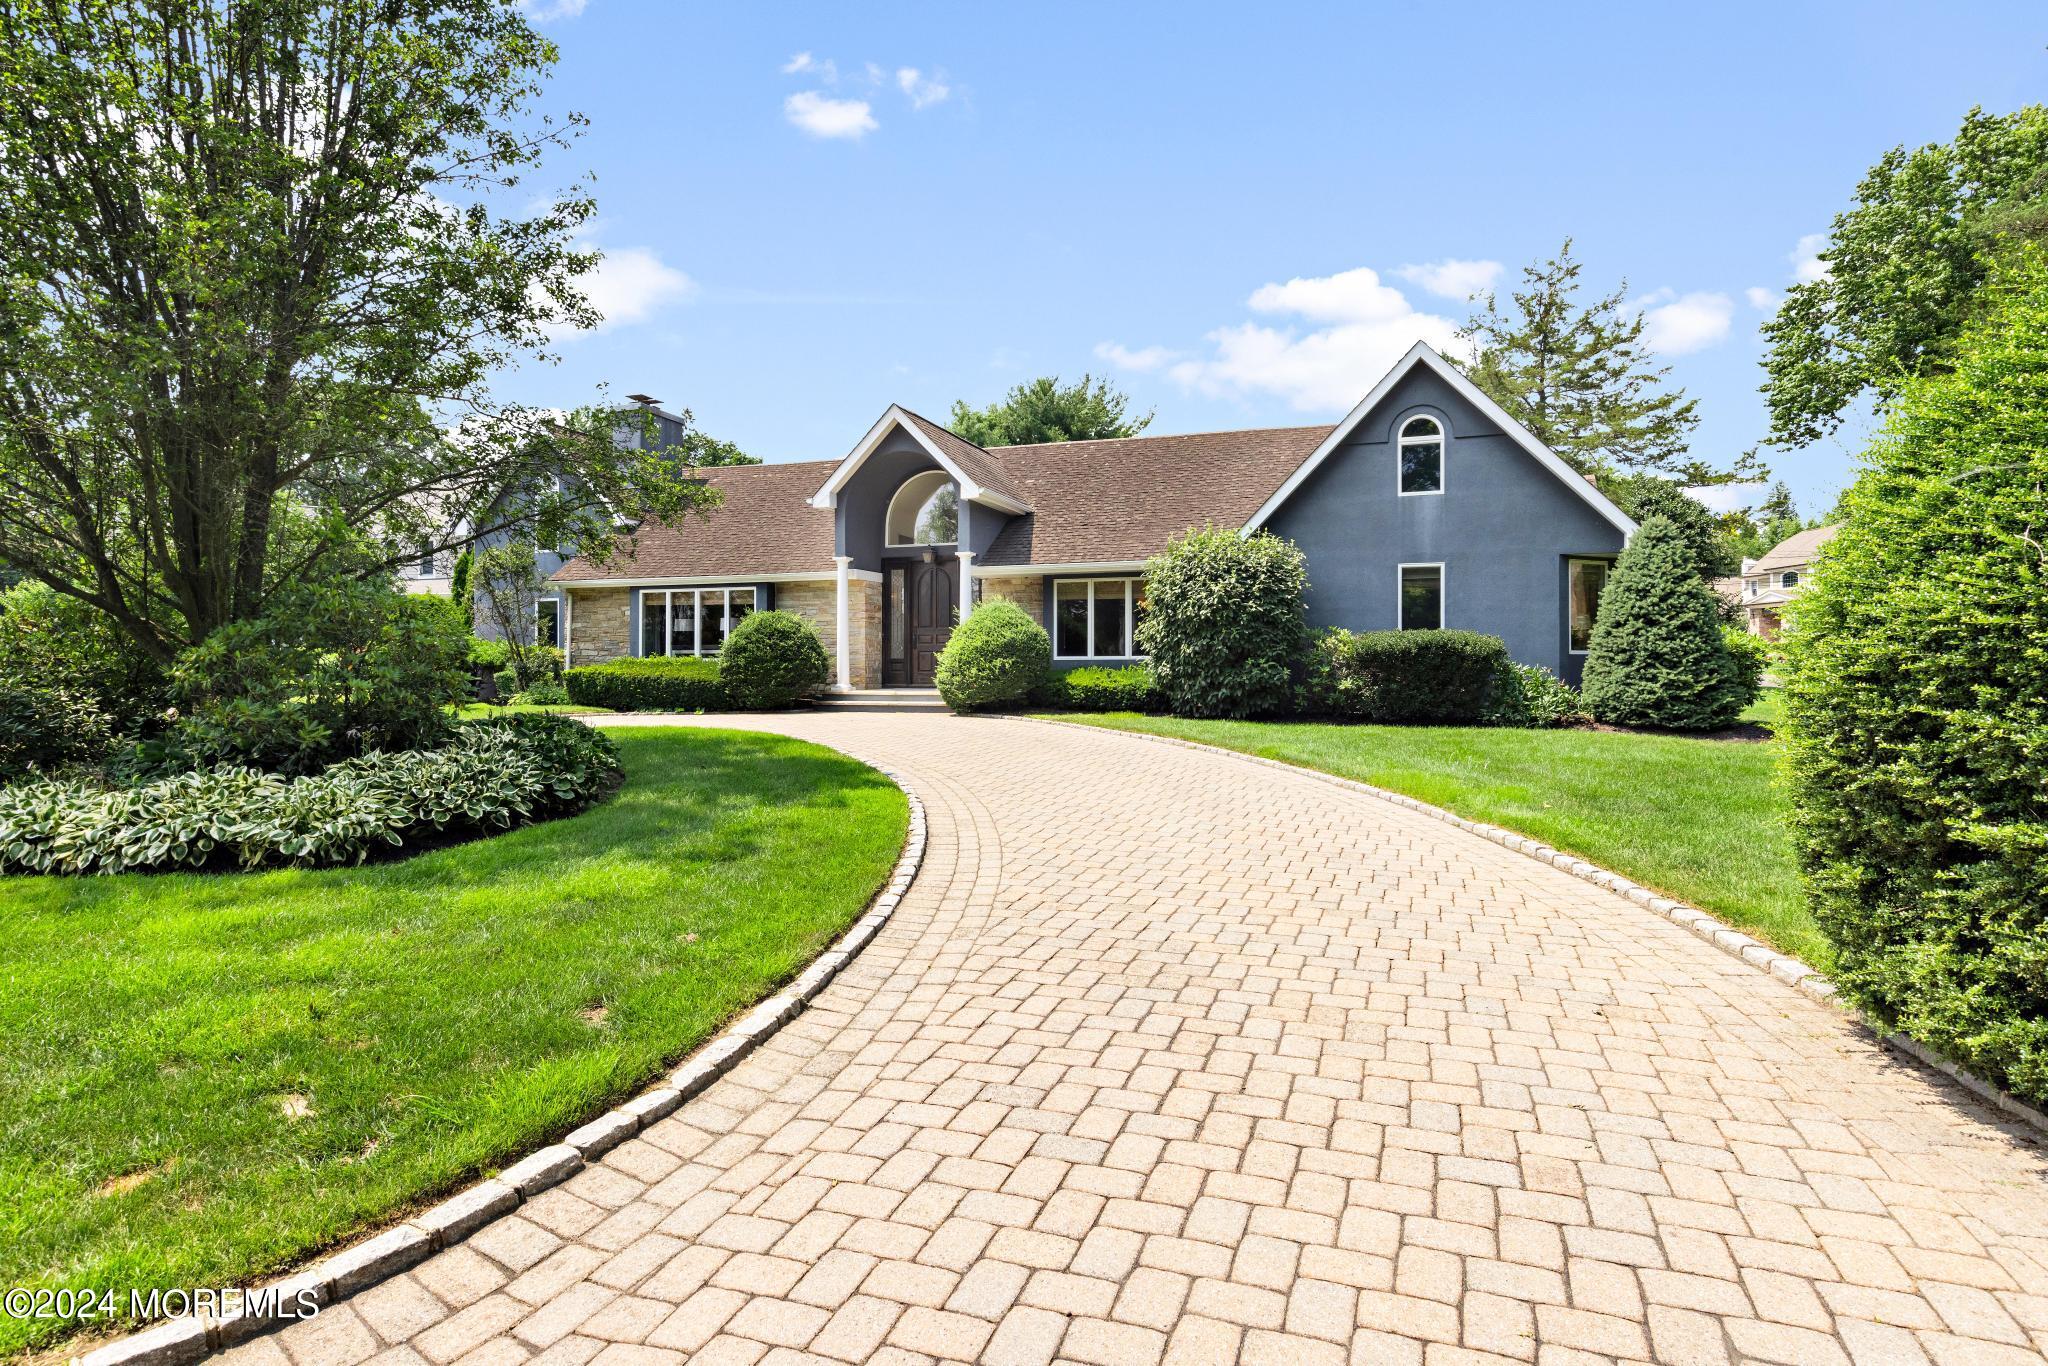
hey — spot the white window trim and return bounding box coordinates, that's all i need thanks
[883,470,961,548]
[1396,414,1447,498]
[1780,570,1800,587]
[535,597,562,649]
[1051,576,1146,661]
[638,585,756,658]
[1397,562,1446,631]
[1566,557,1610,655]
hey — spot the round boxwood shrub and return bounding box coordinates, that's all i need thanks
[1783,254,2048,1104]
[718,610,829,709]
[1580,515,1754,731]
[1137,526,1309,719]
[935,600,1050,712]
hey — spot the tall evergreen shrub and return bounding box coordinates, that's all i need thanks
[1581,516,1752,730]
[1784,252,2048,1103]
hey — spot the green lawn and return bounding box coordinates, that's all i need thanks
[1044,699,1816,968]
[0,729,906,1357]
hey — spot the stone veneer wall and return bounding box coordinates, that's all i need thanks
[566,587,630,666]
[774,578,883,689]
[978,574,1044,627]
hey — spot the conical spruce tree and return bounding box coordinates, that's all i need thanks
[1580,515,1748,730]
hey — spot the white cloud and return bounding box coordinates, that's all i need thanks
[1684,481,1768,514]
[576,246,695,335]
[1093,341,1180,372]
[1791,232,1829,284]
[520,0,587,19]
[1744,286,1779,311]
[781,52,838,82]
[1631,287,1735,355]
[896,67,951,109]
[784,90,876,140]
[1394,258,1503,301]
[1135,267,1464,412]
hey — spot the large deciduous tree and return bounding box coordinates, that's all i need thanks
[0,0,714,662]
[948,374,1152,447]
[1760,105,2048,449]
[1457,240,1704,478]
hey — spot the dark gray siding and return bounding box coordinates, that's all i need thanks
[1263,368,1626,683]
[832,431,1015,569]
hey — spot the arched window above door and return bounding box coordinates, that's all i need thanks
[886,470,960,545]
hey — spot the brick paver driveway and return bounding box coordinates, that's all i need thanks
[232,713,2048,1366]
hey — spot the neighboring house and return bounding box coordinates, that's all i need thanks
[550,343,1637,689]
[1734,524,1839,638]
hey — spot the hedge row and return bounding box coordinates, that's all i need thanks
[565,656,729,711]
[1300,628,1513,723]
[1028,665,1164,713]
[0,715,620,876]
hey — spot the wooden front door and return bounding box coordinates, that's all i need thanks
[884,558,956,686]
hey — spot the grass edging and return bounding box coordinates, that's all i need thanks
[1015,716,2048,1142]
[77,766,930,1366]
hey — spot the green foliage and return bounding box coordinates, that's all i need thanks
[450,550,476,631]
[1459,240,1707,477]
[0,1,718,661]
[1581,517,1753,731]
[1762,105,2048,449]
[1721,627,1770,700]
[1723,481,1815,564]
[564,656,729,711]
[0,582,166,735]
[157,581,470,775]
[468,637,513,669]
[0,715,619,876]
[1298,629,1513,724]
[934,601,1051,712]
[1138,527,1310,719]
[948,374,1153,447]
[1485,664,1589,729]
[717,611,829,710]
[0,681,114,779]
[1029,665,1163,713]
[1783,252,2048,1103]
[1601,475,1740,580]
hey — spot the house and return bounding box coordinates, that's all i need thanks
[550,342,1637,688]
[1734,524,1838,638]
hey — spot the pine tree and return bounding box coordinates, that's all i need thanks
[1581,516,1751,730]
[1459,241,1701,476]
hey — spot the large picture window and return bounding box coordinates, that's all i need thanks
[640,587,755,657]
[1398,416,1444,495]
[1568,558,1610,654]
[1053,577,1147,659]
[1399,563,1443,631]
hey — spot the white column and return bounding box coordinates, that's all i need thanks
[957,551,975,624]
[833,555,852,690]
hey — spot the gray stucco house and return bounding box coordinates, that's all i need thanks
[551,343,1635,688]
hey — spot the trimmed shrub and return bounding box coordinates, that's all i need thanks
[935,601,1050,712]
[1722,626,1770,699]
[0,681,115,779]
[0,581,166,737]
[1138,526,1310,719]
[512,678,571,706]
[1783,253,2048,1104]
[0,714,621,875]
[1029,664,1163,713]
[1297,628,1513,723]
[158,580,470,774]
[1489,663,1588,728]
[719,610,829,709]
[1581,516,1753,731]
[565,656,729,711]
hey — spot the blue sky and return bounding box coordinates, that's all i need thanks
[501,1,2046,520]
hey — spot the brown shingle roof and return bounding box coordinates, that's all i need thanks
[897,409,1033,509]
[979,425,1332,566]
[1752,523,1839,572]
[552,460,839,582]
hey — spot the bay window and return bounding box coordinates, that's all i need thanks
[1053,577,1147,659]
[640,587,755,657]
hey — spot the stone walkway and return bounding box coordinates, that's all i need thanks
[227,713,2048,1366]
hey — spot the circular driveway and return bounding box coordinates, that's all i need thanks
[232,712,2048,1366]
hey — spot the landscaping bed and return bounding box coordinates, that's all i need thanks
[1040,700,1816,967]
[0,727,908,1357]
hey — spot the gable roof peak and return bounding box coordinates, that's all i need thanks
[809,404,1032,514]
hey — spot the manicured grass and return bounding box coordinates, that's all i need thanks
[454,701,613,718]
[0,729,906,1356]
[1044,709,1816,969]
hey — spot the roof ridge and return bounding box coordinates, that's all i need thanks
[893,405,994,454]
[987,423,1334,453]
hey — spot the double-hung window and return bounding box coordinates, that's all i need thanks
[1399,563,1444,631]
[1053,578,1147,659]
[1567,558,1609,653]
[640,587,755,657]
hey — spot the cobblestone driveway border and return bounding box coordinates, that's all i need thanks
[76,766,928,1366]
[1021,716,2048,1140]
